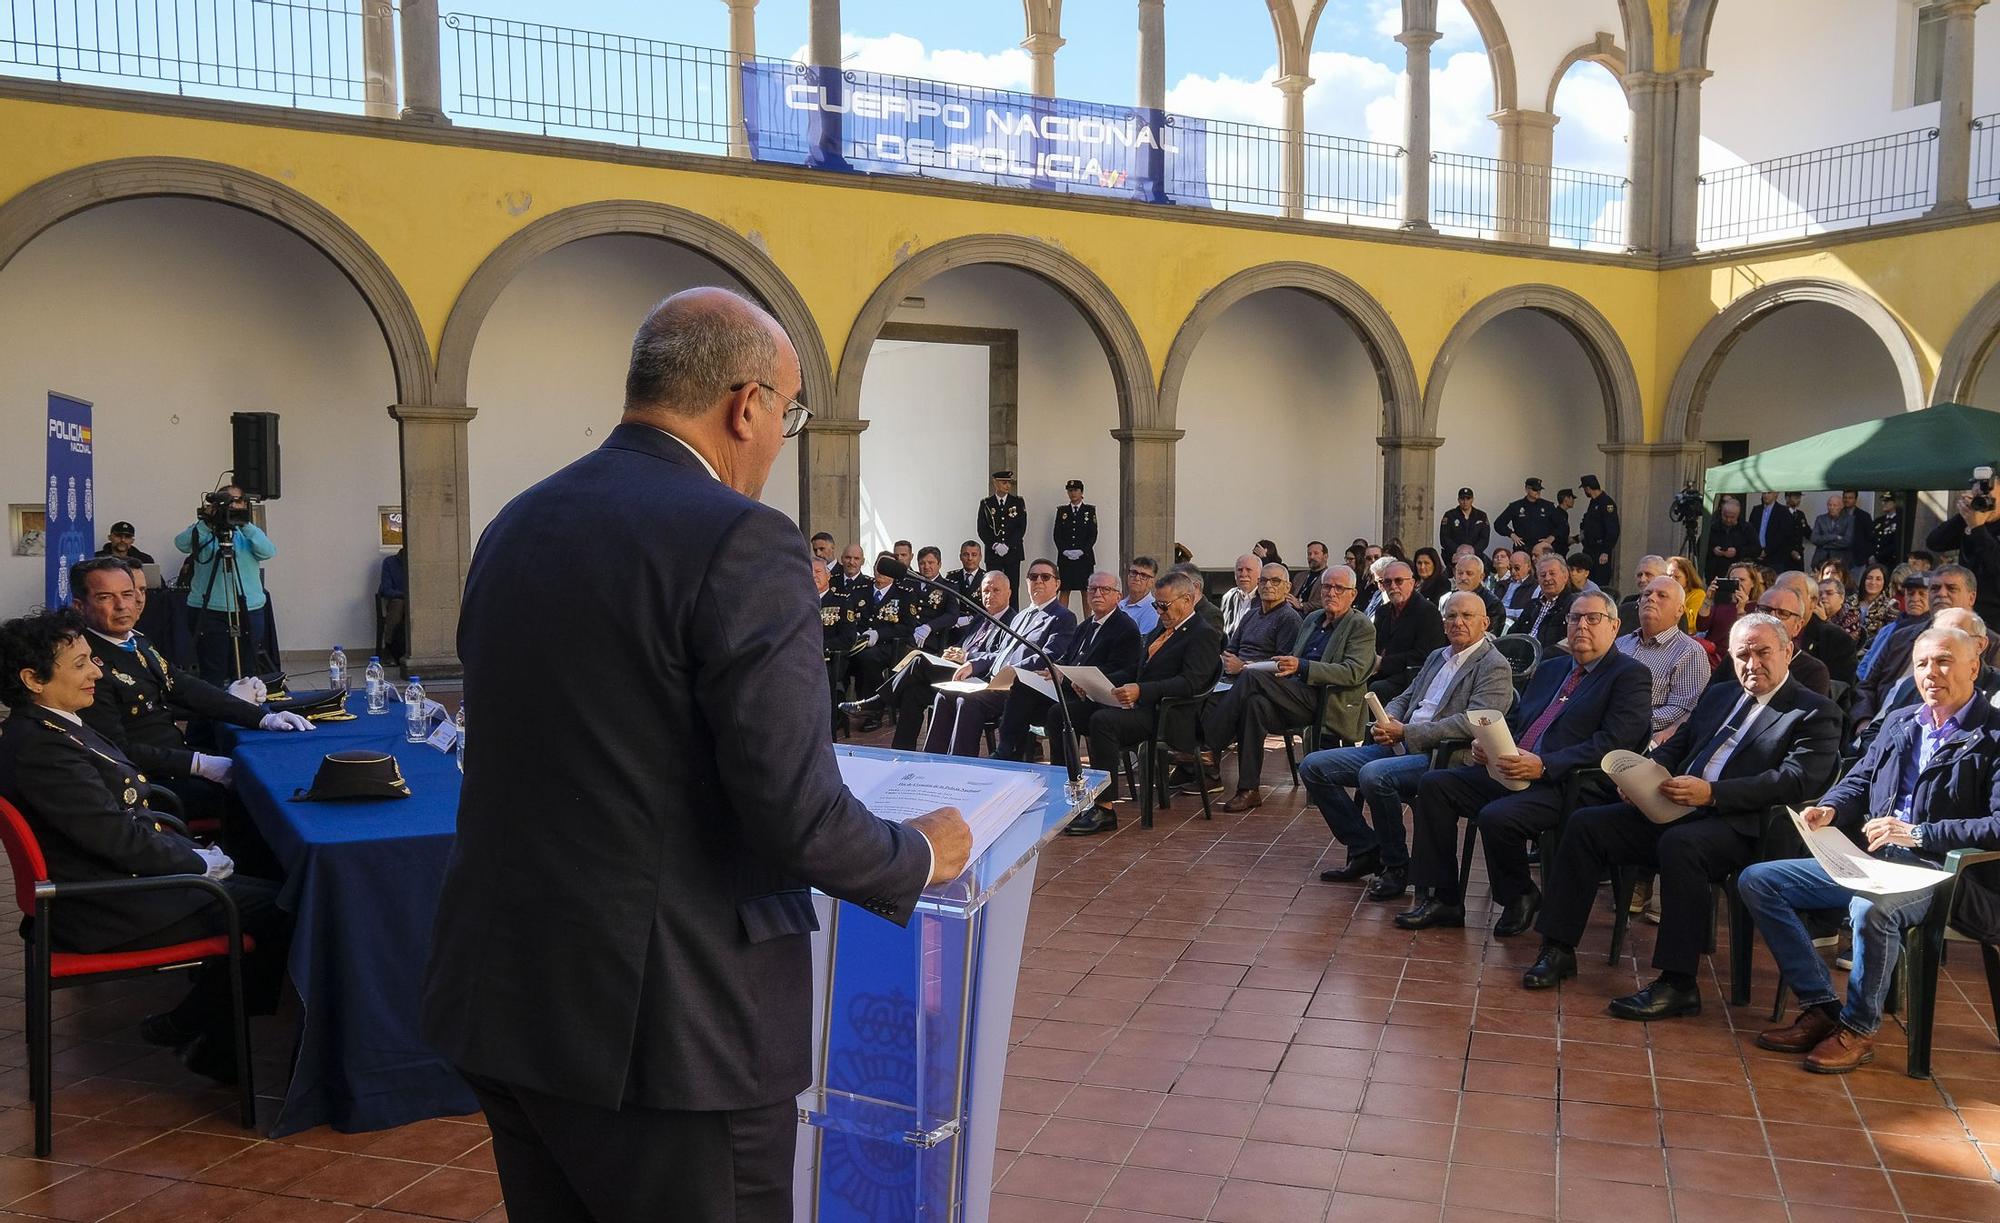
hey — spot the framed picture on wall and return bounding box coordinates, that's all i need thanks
[10,505,45,556]
[379,507,404,550]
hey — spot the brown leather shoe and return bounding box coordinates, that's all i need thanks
[1803,1026,1875,1074]
[1221,788,1264,813]
[1756,1007,1839,1054]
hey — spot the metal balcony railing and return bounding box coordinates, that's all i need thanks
[1696,127,1938,247]
[1974,112,2000,207]
[1172,119,1403,226]
[1430,151,1629,250]
[0,0,370,105]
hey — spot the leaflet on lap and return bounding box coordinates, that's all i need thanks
[1602,750,1694,824]
[838,754,1044,870]
[1051,664,1121,706]
[1467,708,1528,792]
[932,666,1021,696]
[1786,809,1952,896]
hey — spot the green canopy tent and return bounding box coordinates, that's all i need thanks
[1703,402,2000,493]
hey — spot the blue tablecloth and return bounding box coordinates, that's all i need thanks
[216,694,474,1135]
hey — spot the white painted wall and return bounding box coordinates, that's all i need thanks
[464,235,800,542]
[863,265,1122,567]
[0,199,398,653]
[856,340,988,559]
[1432,307,1608,546]
[1172,288,1385,562]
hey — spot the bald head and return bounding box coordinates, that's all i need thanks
[1637,575,1686,636]
[624,287,788,417]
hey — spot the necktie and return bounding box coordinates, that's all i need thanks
[1528,596,1557,635]
[1758,508,1769,548]
[1519,665,1586,752]
[1685,696,1754,779]
[1147,622,1173,660]
[119,638,138,652]
[1070,620,1098,662]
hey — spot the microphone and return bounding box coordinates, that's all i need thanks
[876,557,1087,798]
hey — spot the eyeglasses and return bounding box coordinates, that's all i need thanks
[729,381,813,438]
[1257,577,1288,586]
[1564,611,1611,627]
[1381,576,1412,587]
[1325,585,1357,596]
[1028,571,1059,583]
[1087,585,1120,594]
[1128,569,1155,579]
[1761,605,1803,621]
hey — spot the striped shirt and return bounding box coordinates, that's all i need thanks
[1616,625,1710,738]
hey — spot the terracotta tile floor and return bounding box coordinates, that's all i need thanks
[0,731,1996,1219]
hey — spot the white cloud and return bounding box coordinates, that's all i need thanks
[785,32,1033,92]
[1550,63,1630,176]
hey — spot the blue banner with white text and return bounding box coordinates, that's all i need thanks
[742,63,1211,207]
[45,393,94,611]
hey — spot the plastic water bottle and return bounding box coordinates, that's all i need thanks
[404,677,428,742]
[454,705,466,774]
[364,657,387,715]
[328,645,348,694]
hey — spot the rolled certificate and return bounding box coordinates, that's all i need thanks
[1365,693,1388,723]
[1466,708,1528,792]
[1601,750,1694,824]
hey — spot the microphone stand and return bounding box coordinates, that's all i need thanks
[883,560,1090,802]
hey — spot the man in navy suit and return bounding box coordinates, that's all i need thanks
[1399,589,1651,936]
[422,289,972,1223]
[920,558,1075,756]
[1522,613,1842,1020]
[992,570,1143,762]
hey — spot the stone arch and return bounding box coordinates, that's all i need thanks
[1936,279,2000,405]
[834,234,1155,430]
[433,200,833,415]
[0,157,432,403]
[1457,0,1519,113]
[1679,0,1722,71]
[1543,33,1630,113]
[1157,261,1420,438]
[1419,283,1644,445]
[1617,0,1656,74]
[1662,279,1927,445]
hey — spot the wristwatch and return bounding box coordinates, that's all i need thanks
[1908,822,1926,848]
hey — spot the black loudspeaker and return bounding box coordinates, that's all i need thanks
[231,411,281,500]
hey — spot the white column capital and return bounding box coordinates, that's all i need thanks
[1394,27,1442,51]
[722,0,759,12]
[1273,73,1313,97]
[1021,32,1066,55]
[1936,0,1988,17]
[1489,107,1560,132]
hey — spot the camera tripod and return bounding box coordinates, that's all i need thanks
[194,520,266,681]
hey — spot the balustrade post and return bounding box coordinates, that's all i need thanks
[1931,0,1988,215]
[724,0,759,159]
[398,0,450,126]
[1276,74,1310,219]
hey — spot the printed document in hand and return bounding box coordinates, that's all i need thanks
[1467,708,1528,792]
[838,753,1045,872]
[1049,664,1122,706]
[1241,660,1280,673]
[1786,809,1952,896]
[1602,750,1693,824]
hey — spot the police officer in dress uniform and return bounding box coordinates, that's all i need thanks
[1495,478,1560,553]
[1578,474,1621,590]
[904,547,957,652]
[1784,493,1811,570]
[944,541,987,604]
[978,470,1028,608]
[815,558,866,720]
[849,556,920,716]
[1053,479,1098,605]
[1439,488,1491,557]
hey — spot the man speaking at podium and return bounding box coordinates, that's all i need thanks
[424,288,972,1223]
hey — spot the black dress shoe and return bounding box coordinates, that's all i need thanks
[140,1011,200,1049]
[1363,869,1409,901]
[838,694,886,718]
[1607,977,1702,1021]
[1320,850,1381,883]
[1521,944,1577,990]
[1493,886,1541,937]
[179,1033,240,1085]
[1393,898,1465,930]
[1063,806,1118,837]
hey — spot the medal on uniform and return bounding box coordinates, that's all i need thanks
[122,787,138,805]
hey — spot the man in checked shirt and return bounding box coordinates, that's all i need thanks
[1617,576,1711,748]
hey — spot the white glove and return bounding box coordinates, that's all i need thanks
[954,615,973,628]
[193,844,235,881]
[992,543,1009,556]
[260,711,315,732]
[191,753,234,787]
[912,625,931,646]
[864,629,880,647]
[1062,550,1082,560]
[226,676,268,703]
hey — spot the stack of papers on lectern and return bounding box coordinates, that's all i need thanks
[838,754,1045,867]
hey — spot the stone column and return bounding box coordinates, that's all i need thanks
[1275,73,1311,219]
[1931,0,1988,215]
[398,0,450,126]
[1379,435,1442,550]
[1023,32,1065,99]
[724,0,760,159]
[1622,70,1669,252]
[360,0,398,119]
[1136,0,1166,110]
[1491,107,1558,244]
[1113,428,1180,568]
[1396,25,1441,232]
[389,403,475,674]
[799,417,866,549]
[1665,68,1710,255]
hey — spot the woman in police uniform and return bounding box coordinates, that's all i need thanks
[0,608,289,1081]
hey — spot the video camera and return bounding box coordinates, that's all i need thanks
[1972,466,1995,513]
[1668,482,1706,525]
[198,487,253,533]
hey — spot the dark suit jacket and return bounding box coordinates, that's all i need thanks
[967,601,1075,678]
[0,708,208,952]
[1707,648,1831,699]
[76,628,262,780]
[1372,595,1447,696]
[1822,697,2000,941]
[1652,677,1841,839]
[1060,608,1144,685]
[423,424,933,1114]
[1507,650,1651,782]
[1746,501,1800,567]
[1508,589,1577,652]
[1134,613,1222,707]
[1799,616,1859,687]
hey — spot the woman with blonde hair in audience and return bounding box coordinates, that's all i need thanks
[1667,555,1706,632]
[1856,562,1896,643]
[1696,562,1763,643]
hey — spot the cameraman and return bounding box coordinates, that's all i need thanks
[174,485,276,684]
[1926,472,2000,633]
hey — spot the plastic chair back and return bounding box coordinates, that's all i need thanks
[0,796,50,915]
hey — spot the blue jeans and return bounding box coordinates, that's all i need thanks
[1299,743,1429,870]
[1736,855,1936,1036]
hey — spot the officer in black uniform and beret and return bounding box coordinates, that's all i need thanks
[1439,488,1491,557]
[1578,474,1621,589]
[1053,479,1098,606]
[1495,478,1561,553]
[978,471,1027,608]
[849,555,921,720]
[815,557,866,722]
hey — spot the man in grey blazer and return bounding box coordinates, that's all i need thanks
[1304,590,1515,900]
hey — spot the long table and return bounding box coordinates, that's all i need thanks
[216,694,475,1136]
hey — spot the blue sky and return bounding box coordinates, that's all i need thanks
[449,2,1627,171]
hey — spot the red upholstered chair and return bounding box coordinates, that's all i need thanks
[0,796,256,1155]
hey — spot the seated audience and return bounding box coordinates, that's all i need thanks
[922,562,1074,757]
[841,571,1010,749]
[1499,549,1536,621]
[1616,554,1671,627]
[1061,570,1222,836]
[1854,608,1999,755]
[1668,555,1707,631]
[1412,547,1450,603]
[1566,553,1599,596]
[993,572,1144,762]
[1856,563,1896,643]
[1201,566,1372,813]
[1219,564,1303,667]
[1507,553,1577,653]
[1294,540,1331,606]
[1696,561,1763,644]
[833,543,867,591]
[1821,575,1862,643]
[816,557,865,718]
[1306,589,1512,901]
[1523,613,1841,1018]
[904,546,957,649]
[1769,570,1858,686]
[1617,576,1709,747]
[0,608,293,1082]
[1119,556,1160,635]
[1171,561,1227,632]
[848,555,921,703]
[1398,590,1650,936]
[1740,625,2000,1073]
[1220,554,1260,633]
[1368,561,1447,702]
[1740,585,1834,698]
[944,540,988,603]
[1855,566,1974,720]
[1449,553,1505,624]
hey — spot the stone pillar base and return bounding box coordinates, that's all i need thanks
[1379,435,1442,549]
[1112,427,1182,568]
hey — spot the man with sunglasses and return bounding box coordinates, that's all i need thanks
[993,571,1143,763]
[1368,560,1446,703]
[922,560,1075,757]
[1118,557,1160,635]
